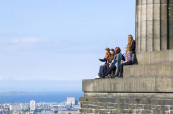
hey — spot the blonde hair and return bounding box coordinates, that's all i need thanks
[128,35,134,47]
[126,46,131,55]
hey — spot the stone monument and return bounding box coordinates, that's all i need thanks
[80,0,173,114]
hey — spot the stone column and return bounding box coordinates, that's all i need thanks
[136,0,173,53]
[168,0,173,49]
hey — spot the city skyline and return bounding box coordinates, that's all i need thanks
[0,97,79,114]
[0,0,136,92]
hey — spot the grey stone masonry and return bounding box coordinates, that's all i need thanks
[136,0,173,53]
[80,93,173,114]
[137,49,173,64]
[82,77,173,93]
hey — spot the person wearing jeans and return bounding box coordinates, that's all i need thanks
[102,47,123,78]
[117,46,132,77]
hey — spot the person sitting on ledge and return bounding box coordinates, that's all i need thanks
[103,47,123,78]
[128,34,137,64]
[97,48,110,78]
[109,48,115,75]
[109,48,115,63]
[116,46,132,77]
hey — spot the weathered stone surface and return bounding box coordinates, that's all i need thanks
[154,0,160,4]
[124,62,173,78]
[153,20,160,51]
[136,0,173,53]
[146,20,153,52]
[82,76,173,93]
[80,95,173,114]
[160,20,168,50]
[169,2,173,49]
[137,49,173,64]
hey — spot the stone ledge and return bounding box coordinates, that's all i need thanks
[83,92,173,98]
[123,62,173,78]
[82,77,173,93]
[136,49,173,64]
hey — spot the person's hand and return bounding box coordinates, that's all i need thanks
[98,58,100,60]
[109,63,112,67]
[122,61,127,63]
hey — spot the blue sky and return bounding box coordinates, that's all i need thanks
[0,0,136,92]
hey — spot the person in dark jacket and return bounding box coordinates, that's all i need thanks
[109,49,115,63]
[97,48,110,78]
[102,47,123,78]
[128,35,137,64]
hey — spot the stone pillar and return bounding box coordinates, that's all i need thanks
[136,0,173,53]
[168,0,173,49]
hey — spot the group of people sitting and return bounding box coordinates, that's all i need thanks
[97,35,136,79]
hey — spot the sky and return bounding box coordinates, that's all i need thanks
[0,0,136,92]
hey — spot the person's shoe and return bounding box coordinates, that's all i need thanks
[98,73,101,76]
[117,75,123,78]
[108,74,111,78]
[105,76,108,78]
[100,74,104,78]
[95,75,101,79]
[111,75,116,78]
[115,74,119,77]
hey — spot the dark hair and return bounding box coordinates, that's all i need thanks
[110,49,115,52]
[115,47,121,54]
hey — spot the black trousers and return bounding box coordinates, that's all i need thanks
[117,61,132,76]
[99,63,109,77]
[132,53,138,64]
[103,64,116,76]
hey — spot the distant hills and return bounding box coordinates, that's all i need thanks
[0,91,41,95]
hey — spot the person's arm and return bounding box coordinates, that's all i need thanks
[111,55,115,64]
[131,41,136,52]
[116,54,120,66]
[99,58,107,62]
[123,53,129,63]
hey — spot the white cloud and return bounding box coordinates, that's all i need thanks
[12,38,43,44]
[0,37,45,51]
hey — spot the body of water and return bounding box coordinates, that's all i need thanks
[0,91,83,103]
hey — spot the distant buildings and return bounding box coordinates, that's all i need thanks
[0,97,79,114]
[9,103,29,111]
[66,97,75,105]
[57,110,79,114]
[30,100,36,111]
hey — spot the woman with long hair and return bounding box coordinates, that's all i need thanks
[128,35,135,53]
[109,48,115,63]
[116,46,133,77]
[128,35,137,64]
[97,48,111,78]
[98,48,110,63]
[103,47,123,78]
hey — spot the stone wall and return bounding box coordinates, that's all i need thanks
[80,93,173,114]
